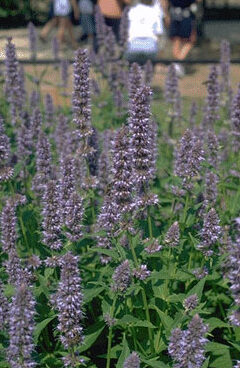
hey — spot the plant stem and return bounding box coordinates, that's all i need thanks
[129,234,154,354]
[147,208,153,239]
[106,297,117,368]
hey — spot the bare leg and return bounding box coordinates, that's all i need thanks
[40,17,58,40]
[66,17,78,49]
[57,17,66,45]
[172,38,182,59]
[178,41,194,60]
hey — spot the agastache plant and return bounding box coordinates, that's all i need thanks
[7,282,36,368]
[203,65,220,128]
[165,63,181,135]
[51,252,84,367]
[64,191,84,242]
[197,208,221,256]
[72,49,93,155]
[28,22,37,60]
[4,37,22,124]
[227,235,240,327]
[128,63,142,102]
[123,352,140,368]
[0,115,13,182]
[41,180,62,250]
[168,314,208,368]
[32,131,52,193]
[44,93,54,127]
[231,84,240,153]
[112,259,131,293]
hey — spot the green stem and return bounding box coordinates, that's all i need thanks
[147,209,153,239]
[129,234,154,354]
[106,297,117,368]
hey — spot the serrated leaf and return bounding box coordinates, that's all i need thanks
[116,335,130,368]
[117,315,155,328]
[206,317,230,332]
[34,315,57,344]
[149,305,173,332]
[90,247,119,259]
[141,358,169,368]
[84,286,105,303]
[186,278,206,300]
[79,321,105,353]
[201,356,210,368]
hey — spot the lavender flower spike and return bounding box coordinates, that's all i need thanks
[112,260,131,293]
[165,221,180,247]
[203,65,220,128]
[42,180,62,250]
[183,294,199,311]
[0,115,14,181]
[197,208,221,256]
[227,237,240,327]
[124,352,140,368]
[7,282,36,368]
[28,22,37,60]
[44,93,54,127]
[51,252,84,366]
[61,59,69,89]
[72,49,93,140]
[65,191,84,242]
[168,314,208,368]
[231,84,240,153]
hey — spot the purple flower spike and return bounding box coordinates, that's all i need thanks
[0,115,13,182]
[198,208,221,256]
[168,314,208,368]
[65,191,84,242]
[227,236,240,327]
[207,130,219,167]
[0,282,8,330]
[183,294,198,311]
[30,107,42,139]
[32,131,52,193]
[30,90,40,109]
[28,22,37,60]
[51,252,84,362]
[129,85,152,186]
[124,352,140,368]
[119,6,130,49]
[165,221,180,247]
[112,260,131,293]
[231,85,240,153]
[128,63,142,101]
[203,65,220,128]
[42,180,62,250]
[111,126,133,214]
[144,59,154,86]
[220,39,230,95]
[44,93,54,127]
[7,282,36,368]
[72,49,93,154]
[133,264,151,280]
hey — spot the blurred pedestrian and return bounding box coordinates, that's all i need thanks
[40,1,58,42]
[78,0,96,46]
[162,0,202,77]
[97,0,132,41]
[54,0,80,49]
[126,0,165,64]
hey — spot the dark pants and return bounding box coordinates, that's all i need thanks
[104,17,121,41]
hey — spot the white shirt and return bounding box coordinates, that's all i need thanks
[128,3,164,42]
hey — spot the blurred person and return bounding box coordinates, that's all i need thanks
[40,1,58,42]
[162,0,202,77]
[98,0,132,41]
[78,0,96,45]
[126,0,165,64]
[54,0,80,49]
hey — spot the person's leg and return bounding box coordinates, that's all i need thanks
[66,17,78,49]
[40,17,57,40]
[104,17,121,41]
[57,17,66,45]
[172,37,182,59]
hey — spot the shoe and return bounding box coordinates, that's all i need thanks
[174,63,185,78]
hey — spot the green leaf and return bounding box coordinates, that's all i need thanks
[201,356,210,368]
[116,335,130,368]
[84,286,105,303]
[149,305,173,332]
[141,358,169,368]
[117,315,156,328]
[206,317,230,332]
[186,278,206,300]
[3,284,15,297]
[34,315,57,344]
[90,247,119,260]
[79,321,105,353]
[206,342,232,368]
